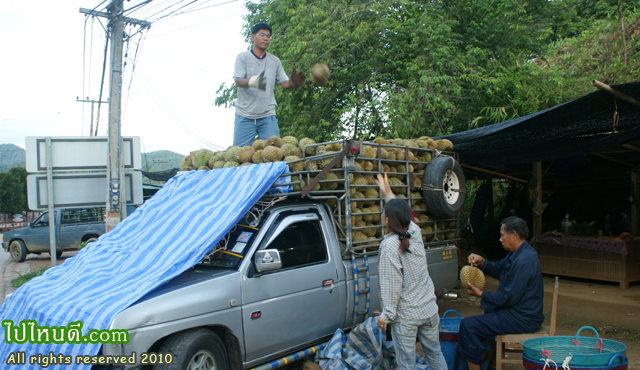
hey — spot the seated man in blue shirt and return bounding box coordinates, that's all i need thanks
[457,216,544,370]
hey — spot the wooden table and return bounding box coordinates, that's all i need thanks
[531,235,640,289]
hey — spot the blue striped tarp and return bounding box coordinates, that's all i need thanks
[317,317,430,370]
[0,162,289,369]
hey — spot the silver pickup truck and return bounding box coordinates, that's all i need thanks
[103,202,458,370]
[1,208,105,262]
[101,140,464,370]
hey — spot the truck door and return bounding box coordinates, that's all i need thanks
[27,211,55,253]
[241,212,341,363]
[59,209,82,247]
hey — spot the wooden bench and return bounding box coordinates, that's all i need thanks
[495,276,559,370]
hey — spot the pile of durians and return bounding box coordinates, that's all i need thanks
[180,135,458,249]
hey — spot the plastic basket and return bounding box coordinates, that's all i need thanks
[523,353,627,370]
[523,327,627,367]
[439,310,462,370]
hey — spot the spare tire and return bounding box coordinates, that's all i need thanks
[422,156,466,219]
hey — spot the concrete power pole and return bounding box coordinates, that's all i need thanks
[105,0,125,232]
[79,2,150,232]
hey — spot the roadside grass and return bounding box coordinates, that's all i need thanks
[11,267,48,287]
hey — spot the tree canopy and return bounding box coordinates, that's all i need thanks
[215,0,640,143]
[0,167,28,214]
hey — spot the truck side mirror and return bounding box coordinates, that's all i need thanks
[255,249,282,273]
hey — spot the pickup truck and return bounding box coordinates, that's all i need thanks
[101,140,465,370]
[1,208,105,262]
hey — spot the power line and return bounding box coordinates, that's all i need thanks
[131,67,226,151]
[95,31,110,136]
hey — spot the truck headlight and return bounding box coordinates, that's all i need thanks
[103,343,124,356]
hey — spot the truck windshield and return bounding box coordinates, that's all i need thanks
[197,224,258,269]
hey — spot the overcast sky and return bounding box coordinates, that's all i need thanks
[1,0,250,156]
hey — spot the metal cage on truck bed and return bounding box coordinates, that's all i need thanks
[262,139,465,257]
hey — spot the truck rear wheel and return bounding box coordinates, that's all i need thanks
[422,156,466,219]
[10,240,27,263]
[155,328,228,370]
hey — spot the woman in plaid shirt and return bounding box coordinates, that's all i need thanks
[375,174,447,370]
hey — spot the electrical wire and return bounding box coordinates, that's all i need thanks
[95,32,110,136]
[131,67,226,151]
[122,29,148,121]
[144,2,244,38]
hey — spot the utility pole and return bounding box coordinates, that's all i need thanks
[80,2,150,232]
[76,97,108,136]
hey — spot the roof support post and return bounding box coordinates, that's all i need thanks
[632,170,639,237]
[533,162,542,237]
[486,175,494,228]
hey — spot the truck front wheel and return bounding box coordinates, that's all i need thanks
[10,240,27,263]
[155,328,228,370]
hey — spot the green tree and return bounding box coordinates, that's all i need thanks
[215,0,638,141]
[0,167,28,214]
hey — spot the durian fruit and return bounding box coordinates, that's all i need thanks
[369,205,381,223]
[283,136,299,146]
[286,156,304,172]
[181,155,192,168]
[225,146,240,162]
[235,146,255,163]
[389,178,406,194]
[362,208,373,223]
[224,161,240,168]
[212,151,225,162]
[265,135,285,147]
[321,172,339,190]
[363,187,379,206]
[292,175,304,191]
[281,143,302,157]
[379,148,389,160]
[192,149,214,168]
[363,161,374,171]
[352,175,368,192]
[240,162,253,166]
[325,143,342,152]
[212,160,225,169]
[263,146,283,162]
[460,265,486,290]
[352,231,368,243]
[373,137,388,144]
[362,223,377,237]
[362,146,376,159]
[252,150,264,164]
[197,166,209,171]
[298,137,316,156]
[252,140,265,151]
[179,166,193,171]
[442,139,454,151]
[435,140,447,151]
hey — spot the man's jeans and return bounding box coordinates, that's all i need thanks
[390,314,448,370]
[233,114,279,147]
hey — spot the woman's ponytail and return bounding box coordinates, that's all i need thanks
[385,199,412,254]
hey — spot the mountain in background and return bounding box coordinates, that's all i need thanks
[0,144,25,172]
[0,144,183,173]
[140,150,184,172]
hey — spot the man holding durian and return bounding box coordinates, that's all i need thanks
[456,217,544,370]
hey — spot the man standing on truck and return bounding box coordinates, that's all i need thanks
[458,216,544,370]
[375,174,448,370]
[233,23,305,147]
